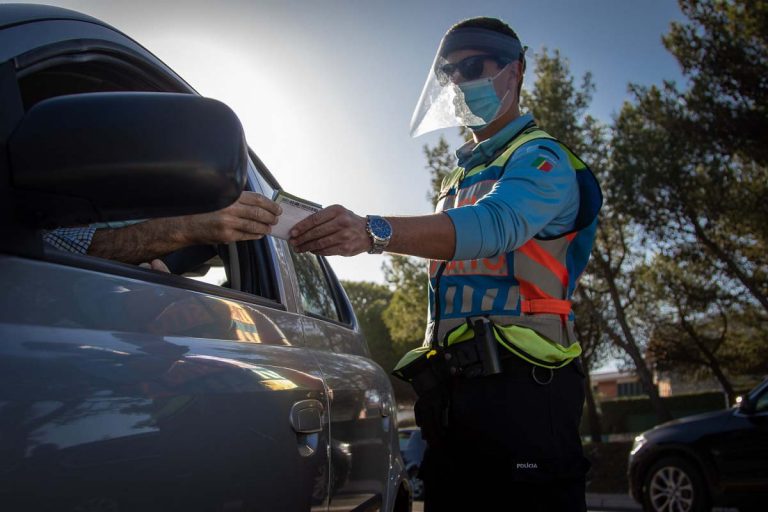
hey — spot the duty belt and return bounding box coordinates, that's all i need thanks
[402,318,557,396]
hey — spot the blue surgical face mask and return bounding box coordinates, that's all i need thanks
[458,65,510,130]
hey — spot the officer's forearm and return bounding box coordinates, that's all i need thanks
[88,217,188,264]
[385,213,456,260]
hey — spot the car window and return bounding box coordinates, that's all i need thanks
[290,250,341,321]
[20,54,278,303]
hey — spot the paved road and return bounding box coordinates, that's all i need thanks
[411,498,741,511]
[411,494,641,511]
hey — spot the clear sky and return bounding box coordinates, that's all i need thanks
[30,0,686,284]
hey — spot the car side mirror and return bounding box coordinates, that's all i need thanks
[7,91,247,228]
[736,395,756,415]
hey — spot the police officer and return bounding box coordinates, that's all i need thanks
[290,16,601,511]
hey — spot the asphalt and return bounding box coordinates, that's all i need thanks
[410,494,641,511]
[585,493,641,511]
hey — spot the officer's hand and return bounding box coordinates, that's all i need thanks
[178,191,282,245]
[289,205,371,256]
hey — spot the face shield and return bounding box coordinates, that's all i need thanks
[410,28,525,137]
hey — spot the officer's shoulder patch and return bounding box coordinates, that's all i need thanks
[532,156,555,172]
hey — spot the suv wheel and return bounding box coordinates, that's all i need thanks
[642,456,710,512]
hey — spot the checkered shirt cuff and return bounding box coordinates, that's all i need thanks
[42,227,97,254]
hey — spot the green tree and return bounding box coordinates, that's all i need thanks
[583,211,673,423]
[643,253,738,403]
[424,135,455,206]
[524,48,671,421]
[598,0,768,412]
[573,285,609,443]
[643,253,768,402]
[611,86,768,314]
[381,255,429,351]
[610,0,768,314]
[664,0,768,167]
[521,48,595,154]
[342,280,397,370]
[344,280,417,403]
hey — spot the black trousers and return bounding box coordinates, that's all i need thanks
[418,358,590,511]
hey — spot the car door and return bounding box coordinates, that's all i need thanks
[0,199,332,512]
[288,251,395,511]
[0,33,331,511]
[710,382,768,495]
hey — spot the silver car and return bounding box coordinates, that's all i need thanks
[0,4,411,511]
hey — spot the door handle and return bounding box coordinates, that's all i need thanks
[290,399,324,434]
[380,399,391,417]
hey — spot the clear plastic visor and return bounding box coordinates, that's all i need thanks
[409,28,523,137]
[409,54,483,137]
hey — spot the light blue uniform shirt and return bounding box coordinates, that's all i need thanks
[444,113,580,260]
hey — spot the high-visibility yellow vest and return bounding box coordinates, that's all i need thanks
[394,126,602,377]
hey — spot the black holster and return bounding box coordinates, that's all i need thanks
[402,319,505,446]
[395,349,451,445]
[444,318,503,378]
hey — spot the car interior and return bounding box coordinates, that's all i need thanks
[14,43,278,301]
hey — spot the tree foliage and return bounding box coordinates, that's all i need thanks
[664,0,768,167]
[642,254,740,402]
[605,0,768,397]
[610,0,768,313]
[381,255,429,351]
[522,48,595,154]
[342,280,397,370]
[424,136,455,206]
[343,279,419,403]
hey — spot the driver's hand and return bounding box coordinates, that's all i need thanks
[179,191,282,245]
[139,259,171,273]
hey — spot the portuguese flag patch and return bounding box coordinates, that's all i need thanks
[533,157,554,172]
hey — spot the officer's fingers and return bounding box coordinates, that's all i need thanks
[290,220,344,247]
[293,230,344,254]
[296,229,368,257]
[312,243,346,257]
[313,238,367,257]
[291,205,345,237]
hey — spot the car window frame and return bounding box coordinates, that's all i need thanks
[317,255,354,327]
[14,42,286,310]
[750,380,768,414]
[289,250,345,323]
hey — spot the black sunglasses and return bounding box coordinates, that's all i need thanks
[438,54,512,83]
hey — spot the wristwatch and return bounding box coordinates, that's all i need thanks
[365,215,392,254]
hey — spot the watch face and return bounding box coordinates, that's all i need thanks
[370,217,392,239]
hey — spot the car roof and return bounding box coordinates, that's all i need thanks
[0,3,108,30]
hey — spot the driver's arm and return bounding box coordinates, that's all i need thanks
[47,191,281,264]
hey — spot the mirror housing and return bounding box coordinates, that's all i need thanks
[7,92,247,228]
[737,395,756,415]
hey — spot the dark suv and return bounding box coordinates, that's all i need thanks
[0,4,411,511]
[628,378,768,512]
